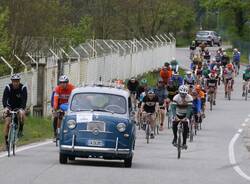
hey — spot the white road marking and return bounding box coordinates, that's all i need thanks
[238,129,243,133]
[0,140,52,158]
[229,132,250,181]
[245,118,249,122]
[242,123,246,127]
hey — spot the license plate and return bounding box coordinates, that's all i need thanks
[88,140,104,147]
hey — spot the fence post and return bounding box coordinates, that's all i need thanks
[70,46,81,85]
[0,57,13,75]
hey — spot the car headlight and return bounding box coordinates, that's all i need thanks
[67,120,77,129]
[117,123,126,132]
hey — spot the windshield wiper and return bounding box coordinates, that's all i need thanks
[74,109,91,112]
[91,109,114,114]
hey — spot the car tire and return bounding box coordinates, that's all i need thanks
[68,156,75,161]
[59,153,68,164]
[124,156,133,168]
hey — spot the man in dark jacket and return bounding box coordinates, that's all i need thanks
[2,74,27,149]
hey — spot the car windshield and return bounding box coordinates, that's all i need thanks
[196,31,209,36]
[70,93,127,114]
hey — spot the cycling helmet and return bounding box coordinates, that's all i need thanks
[178,85,188,95]
[227,63,233,69]
[186,71,192,75]
[11,73,21,80]
[140,79,147,85]
[164,62,170,67]
[148,89,155,94]
[130,77,136,81]
[59,75,69,83]
[233,48,238,52]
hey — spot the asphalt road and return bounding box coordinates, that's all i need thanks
[1,47,250,184]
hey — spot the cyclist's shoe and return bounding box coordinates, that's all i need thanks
[213,101,216,105]
[150,133,155,139]
[182,144,188,150]
[17,130,23,138]
[172,138,177,147]
[242,92,245,97]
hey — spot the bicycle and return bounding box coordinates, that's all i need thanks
[167,104,173,129]
[175,117,188,159]
[143,112,154,144]
[6,109,21,157]
[55,109,65,147]
[226,79,233,100]
[208,87,216,111]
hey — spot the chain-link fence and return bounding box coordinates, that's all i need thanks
[0,33,176,116]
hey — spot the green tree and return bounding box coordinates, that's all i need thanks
[0,7,10,57]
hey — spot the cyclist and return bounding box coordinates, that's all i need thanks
[190,41,196,60]
[2,74,27,150]
[232,48,241,75]
[206,70,218,105]
[154,78,168,130]
[127,77,139,110]
[166,79,179,102]
[203,48,211,63]
[141,89,159,139]
[223,63,235,97]
[170,58,179,74]
[199,42,206,53]
[170,72,183,89]
[194,84,206,118]
[171,85,193,149]
[191,90,202,124]
[221,52,230,68]
[184,71,195,93]
[138,79,148,100]
[53,75,75,140]
[160,63,172,86]
[242,65,250,97]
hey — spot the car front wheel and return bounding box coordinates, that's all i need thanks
[124,156,133,168]
[60,153,68,164]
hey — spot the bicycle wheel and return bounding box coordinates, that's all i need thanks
[228,90,231,101]
[146,123,150,144]
[245,87,248,101]
[189,123,193,142]
[177,132,182,159]
[7,126,14,157]
[209,93,213,111]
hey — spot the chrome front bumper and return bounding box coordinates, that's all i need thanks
[60,145,130,154]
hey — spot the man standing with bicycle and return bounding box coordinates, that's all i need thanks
[141,89,159,139]
[53,75,75,141]
[2,74,27,150]
[171,85,193,149]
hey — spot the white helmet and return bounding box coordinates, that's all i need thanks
[186,71,192,75]
[178,85,188,95]
[233,48,238,52]
[11,73,21,80]
[59,75,69,83]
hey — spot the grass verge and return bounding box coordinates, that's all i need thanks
[0,116,52,150]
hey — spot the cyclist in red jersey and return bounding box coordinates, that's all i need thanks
[52,75,75,140]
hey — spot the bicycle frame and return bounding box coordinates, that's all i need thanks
[7,110,20,157]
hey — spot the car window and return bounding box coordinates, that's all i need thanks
[196,31,209,36]
[70,93,127,114]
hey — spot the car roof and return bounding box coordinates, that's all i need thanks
[71,86,130,98]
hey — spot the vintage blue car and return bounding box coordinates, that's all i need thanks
[59,84,136,167]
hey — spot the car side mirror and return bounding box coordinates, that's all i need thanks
[60,103,69,112]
